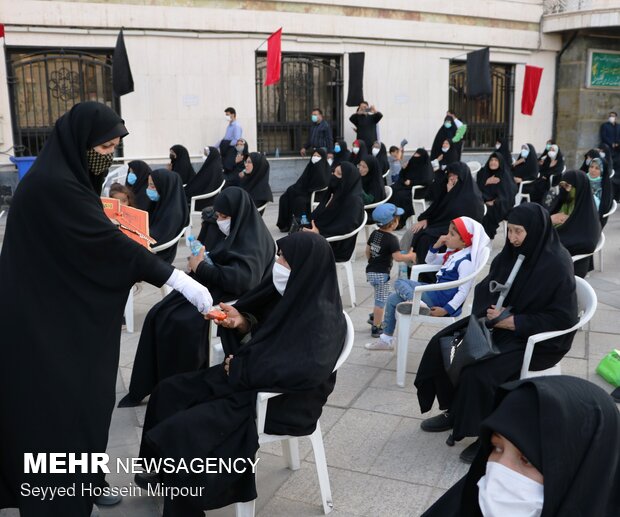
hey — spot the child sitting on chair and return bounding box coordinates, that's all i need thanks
[365,216,489,350]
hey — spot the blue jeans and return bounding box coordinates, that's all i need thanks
[382,279,434,335]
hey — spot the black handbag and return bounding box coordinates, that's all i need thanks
[439,311,511,386]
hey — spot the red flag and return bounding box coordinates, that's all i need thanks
[265,28,282,86]
[0,24,5,39]
[521,65,543,116]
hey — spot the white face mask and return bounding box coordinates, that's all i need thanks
[311,156,322,164]
[352,146,360,154]
[600,152,606,158]
[441,146,450,153]
[477,462,544,517]
[327,158,334,166]
[495,143,501,149]
[225,115,232,122]
[217,218,231,236]
[609,116,616,124]
[272,262,291,296]
[547,151,557,160]
[371,147,380,156]
[204,147,210,157]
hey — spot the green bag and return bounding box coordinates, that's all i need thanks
[596,349,620,387]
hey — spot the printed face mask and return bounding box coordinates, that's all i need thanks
[126,171,137,185]
[146,188,160,202]
[311,156,322,164]
[217,218,231,236]
[87,148,114,178]
[272,261,291,295]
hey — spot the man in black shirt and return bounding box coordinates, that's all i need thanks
[300,108,333,156]
[350,101,383,149]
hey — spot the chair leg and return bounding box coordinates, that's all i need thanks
[235,499,256,517]
[343,261,356,307]
[308,422,334,514]
[124,285,134,333]
[396,313,411,387]
[281,438,300,470]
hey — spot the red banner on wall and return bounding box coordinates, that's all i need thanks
[265,28,282,86]
[521,65,544,116]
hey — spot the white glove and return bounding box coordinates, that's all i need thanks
[165,269,213,313]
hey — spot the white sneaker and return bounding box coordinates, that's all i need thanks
[364,338,394,351]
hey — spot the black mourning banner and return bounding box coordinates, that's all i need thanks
[113,29,134,97]
[346,52,365,107]
[466,47,492,98]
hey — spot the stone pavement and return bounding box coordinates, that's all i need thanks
[1,197,619,517]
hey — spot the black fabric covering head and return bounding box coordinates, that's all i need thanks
[580,148,601,172]
[240,152,273,205]
[401,148,433,187]
[495,137,513,167]
[184,146,224,203]
[598,143,615,175]
[466,47,492,97]
[126,160,152,211]
[374,142,390,175]
[418,161,484,228]
[228,232,346,391]
[550,170,602,256]
[297,148,331,192]
[539,145,564,177]
[588,147,614,219]
[351,140,368,166]
[459,376,620,517]
[430,115,457,160]
[333,140,352,168]
[346,52,365,107]
[112,29,134,97]
[359,155,386,203]
[477,152,517,210]
[148,168,189,246]
[513,143,539,181]
[170,144,195,184]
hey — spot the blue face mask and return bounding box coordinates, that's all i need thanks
[334,144,341,153]
[146,188,160,202]
[521,148,530,158]
[311,114,319,123]
[127,171,137,185]
[444,121,452,129]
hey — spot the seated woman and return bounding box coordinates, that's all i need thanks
[415,203,578,463]
[184,146,224,210]
[276,148,330,232]
[587,157,614,224]
[223,138,249,188]
[435,139,459,171]
[531,143,564,205]
[410,162,484,274]
[119,187,275,407]
[422,376,620,517]
[493,137,513,167]
[476,152,517,239]
[371,141,390,178]
[430,114,465,162]
[392,147,434,224]
[333,140,352,169]
[238,152,273,209]
[511,143,539,200]
[134,232,347,517]
[579,147,602,172]
[307,162,365,262]
[125,160,152,210]
[147,169,189,264]
[350,139,368,166]
[169,144,195,184]
[358,155,386,206]
[549,170,602,278]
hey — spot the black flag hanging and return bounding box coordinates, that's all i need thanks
[466,47,492,98]
[346,52,365,107]
[113,29,134,97]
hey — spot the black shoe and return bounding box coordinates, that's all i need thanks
[95,493,122,506]
[371,324,383,338]
[367,313,374,325]
[459,439,481,464]
[117,393,143,408]
[134,472,160,491]
[420,411,454,432]
[396,303,412,315]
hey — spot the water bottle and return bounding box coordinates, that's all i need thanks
[275,147,280,158]
[203,251,214,266]
[300,214,310,226]
[187,236,203,257]
[399,250,409,279]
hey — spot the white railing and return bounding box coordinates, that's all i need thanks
[543,0,593,14]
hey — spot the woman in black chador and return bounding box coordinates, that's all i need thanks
[126,159,152,210]
[423,376,620,517]
[0,102,212,517]
[276,149,330,232]
[415,203,578,463]
[391,147,434,224]
[511,143,539,201]
[148,168,189,264]
[119,187,275,408]
[549,170,601,278]
[136,232,347,516]
[169,143,195,184]
[476,152,517,239]
[309,162,365,262]
[238,152,273,208]
[184,146,224,210]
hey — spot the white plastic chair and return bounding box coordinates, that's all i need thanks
[310,186,329,211]
[603,199,617,220]
[124,284,136,333]
[514,178,536,205]
[185,179,226,238]
[364,186,393,240]
[152,227,188,297]
[256,201,269,216]
[235,311,355,517]
[610,169,615,179]
[520,276,597,378]
[466,161,481,179]
[394,246,491,387]
[101,164,129,197]
[571,232,605,272]
[405,185,429,228]
[326,211,368,308]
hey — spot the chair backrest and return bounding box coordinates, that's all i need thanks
[571,232,605,262]
[466,161,481,175]
[151,226,187,253]
[603,199,617,219]
[310,186,329,211]
[325,211,368,243]
[189,179,226,214]
[333,312,354,371]
[256,201,269,215]
[363,186,393,211]
[102,164,129,196]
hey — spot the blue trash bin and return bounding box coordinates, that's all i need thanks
[9,156,37,181]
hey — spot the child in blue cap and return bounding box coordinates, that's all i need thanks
[366,203,416,337]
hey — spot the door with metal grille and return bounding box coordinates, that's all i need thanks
[256,53,343,156]
[6,49,118,156]
[449,62,515,152]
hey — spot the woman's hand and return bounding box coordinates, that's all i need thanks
[486,200,495,206]
[514,176,523,184]
[224,355,233,375]
[485,176,500,185]
[436,154,444,162]
[187,247,204,273]
[235,154,243,164]
[206,302,250,333]
[238,171,245,179]
[412,219,428,233]
[550,213,568,225]
[404,179,411,186]
[429,307,448,317]
[486,305,515,330]
[303,220,320,234]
